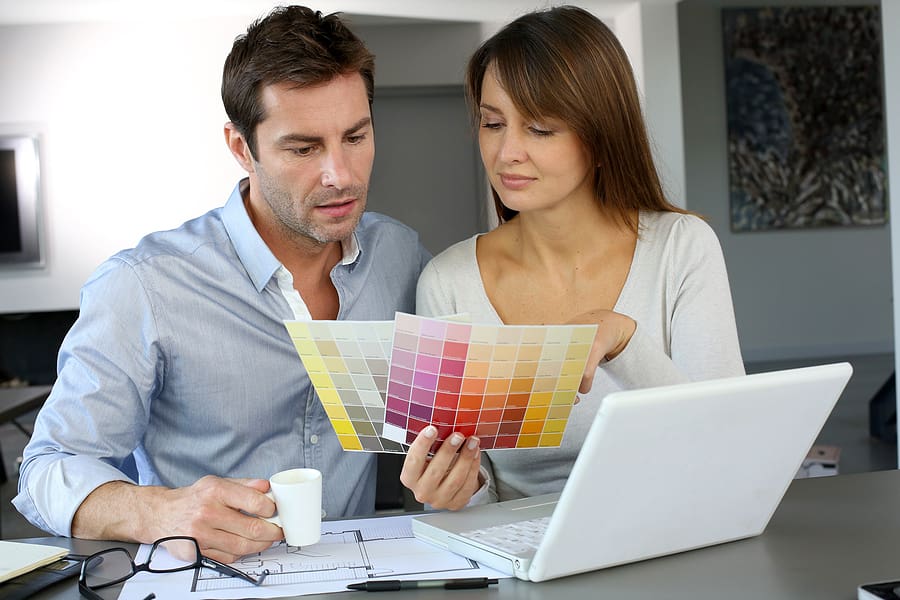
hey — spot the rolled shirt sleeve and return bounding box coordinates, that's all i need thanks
[14,258,163,536]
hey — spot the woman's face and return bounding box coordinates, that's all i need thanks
[477,70,594,216]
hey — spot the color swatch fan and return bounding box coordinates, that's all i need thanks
[285,320,407,452]
[383,313,597,450]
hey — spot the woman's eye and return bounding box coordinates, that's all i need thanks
[529,126,553,137]
[481,121,503,130]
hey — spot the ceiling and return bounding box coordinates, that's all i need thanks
[0,0,651,26]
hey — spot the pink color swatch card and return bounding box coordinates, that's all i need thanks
[382,313,597,450]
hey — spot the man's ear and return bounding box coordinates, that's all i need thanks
[224,122,255,173]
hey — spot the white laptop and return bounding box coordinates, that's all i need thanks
[412,362,853,581]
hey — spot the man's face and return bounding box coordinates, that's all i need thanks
[247,73,374,247]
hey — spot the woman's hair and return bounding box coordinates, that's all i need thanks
[466,5,685,227]
[222,6,375,160]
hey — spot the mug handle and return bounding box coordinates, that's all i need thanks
[261,491,282,527]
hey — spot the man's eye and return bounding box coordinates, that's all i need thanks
[347,134,367,144]
[291,146,314,156]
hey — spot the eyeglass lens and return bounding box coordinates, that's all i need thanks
[83,537,200,590]
[82,549,135,589]
[146,537,201,572]
[83,536,265,591]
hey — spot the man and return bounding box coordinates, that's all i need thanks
[14,6,430,563]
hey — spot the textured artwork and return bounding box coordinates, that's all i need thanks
[722,6,886,231]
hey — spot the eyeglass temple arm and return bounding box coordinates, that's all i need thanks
[200,557,269,586]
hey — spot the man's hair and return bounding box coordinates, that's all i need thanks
[222,5,375,159]
[466,5,684,227]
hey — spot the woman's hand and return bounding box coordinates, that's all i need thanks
[568,309,636,393]
[400,426,482,511]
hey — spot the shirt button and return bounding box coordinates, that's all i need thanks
[310,434,319,444]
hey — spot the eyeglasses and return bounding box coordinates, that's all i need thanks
[78,535,268,599]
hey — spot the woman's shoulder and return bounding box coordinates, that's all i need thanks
[425,234,480,272]
[417,234,487,316]
[640,210,721,250]
[641,209,709,231]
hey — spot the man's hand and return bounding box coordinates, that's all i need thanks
[400,426,481,511]
[72,476,285,563]
[154,476,286,562]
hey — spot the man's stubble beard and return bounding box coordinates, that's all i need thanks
[257,167,368,246]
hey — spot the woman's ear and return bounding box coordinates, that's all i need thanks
[224,122,255,173]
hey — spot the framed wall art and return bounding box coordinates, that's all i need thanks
[722,6,886,232]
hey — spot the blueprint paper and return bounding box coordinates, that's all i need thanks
[118,514,508,599]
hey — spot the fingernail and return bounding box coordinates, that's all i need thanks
[423,426,437,439]
[467,437,480,450]
[449,433,464,447]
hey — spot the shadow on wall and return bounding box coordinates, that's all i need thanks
[0,311,78,385]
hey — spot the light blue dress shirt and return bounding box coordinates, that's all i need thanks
[14,180,431,536]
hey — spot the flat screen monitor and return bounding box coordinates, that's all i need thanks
[0,134,43,267]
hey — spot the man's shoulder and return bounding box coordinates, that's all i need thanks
[358,211,418,235]
[113,207,227,267]
[356,212,426,255]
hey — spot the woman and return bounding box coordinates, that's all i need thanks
[400,5,744,509]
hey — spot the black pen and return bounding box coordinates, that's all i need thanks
[347,577,499,591]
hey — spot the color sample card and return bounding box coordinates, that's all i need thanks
[382,313,598,450]
[285,320,407,453]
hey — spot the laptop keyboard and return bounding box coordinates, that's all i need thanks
[459,516,551,555]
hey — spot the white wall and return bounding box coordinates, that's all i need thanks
[615,2,686,207]
[0,18,248,311]
[0,12,478,312]
[0,1,680,314]
[0,0,630,26]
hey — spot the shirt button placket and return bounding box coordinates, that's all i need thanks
[305,387,321,467]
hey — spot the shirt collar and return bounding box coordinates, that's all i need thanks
[341,226,361,265]
[222,179,362,292]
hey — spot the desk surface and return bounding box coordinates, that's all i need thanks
[14,469,900,599]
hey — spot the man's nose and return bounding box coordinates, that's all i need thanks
[320,148,352,188]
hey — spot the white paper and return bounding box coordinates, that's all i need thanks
[118,514,507,599]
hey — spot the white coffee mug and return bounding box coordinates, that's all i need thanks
[262,468,322,547]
